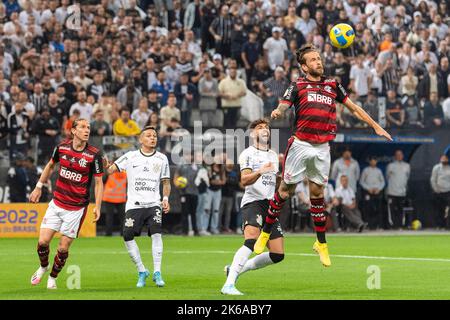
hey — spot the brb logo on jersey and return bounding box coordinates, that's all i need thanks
[307,93,333,105]
[60,167,82,182]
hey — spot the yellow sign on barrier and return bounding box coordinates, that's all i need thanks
[0,203,96,238]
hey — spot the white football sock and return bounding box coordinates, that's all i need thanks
[225,245,252,285]
[125,240,146,273]
[241,252,274,274]
[151,233,163,273]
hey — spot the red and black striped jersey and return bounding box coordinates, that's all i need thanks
[280,76,348,144]
[50,140,104,211]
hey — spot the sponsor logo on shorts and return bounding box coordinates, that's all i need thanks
[125,218,135,227]
[60,167,82,182]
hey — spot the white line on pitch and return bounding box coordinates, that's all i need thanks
[2,249,450,263]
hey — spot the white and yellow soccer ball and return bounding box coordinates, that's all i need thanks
[411,219,422,230]
[175,176,188,189]
[329,23,355,49]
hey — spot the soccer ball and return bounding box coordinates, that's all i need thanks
[411,219,422,230]
[329,23,355,49]
[175,176,188,189]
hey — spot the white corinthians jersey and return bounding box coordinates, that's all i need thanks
[239,146,279,207]
[115,150,170,211]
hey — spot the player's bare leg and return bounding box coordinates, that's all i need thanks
[254,181,296,254]
[31,228,56,286]
[309,181,331,267]
[47,235,74,289]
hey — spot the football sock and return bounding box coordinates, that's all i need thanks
[241,252,285,274]
[151,233,163,273]
[37,243,50,268]
[262,191,287,233]
[310,198,327,243]
[50,250,69,278]
[125,240,146,273]
[225,245,253,285]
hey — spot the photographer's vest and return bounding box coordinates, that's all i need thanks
[102,172,127,203]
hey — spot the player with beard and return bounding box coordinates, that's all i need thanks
[29,118,104,289]
[254,44,392,267]
[221,119,283,295]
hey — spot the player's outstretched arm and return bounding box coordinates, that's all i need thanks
[93,175,103,222]
[29,159,56,203]
[162,179,171,214]
[271,102,291,120]
[343,98,393,141]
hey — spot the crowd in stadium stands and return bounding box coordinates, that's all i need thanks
[0,0,449,233]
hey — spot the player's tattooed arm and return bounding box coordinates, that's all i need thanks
[162,179,171,214]
[241,163,275,186]
[29,159,57,203]
[93,175,103,222]
[343,98,393,141]
[271,102,291,119]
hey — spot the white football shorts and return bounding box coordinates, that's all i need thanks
[40,200,87,239]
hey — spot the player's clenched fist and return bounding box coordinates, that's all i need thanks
[271,108,282,119]
[162,198,170,214]
[29,188,41,203]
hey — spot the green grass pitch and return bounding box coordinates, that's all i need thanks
[1,234,450,300]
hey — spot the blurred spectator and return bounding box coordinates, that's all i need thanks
[174,73,198,128]
[220,160,240,233]
[7,102,31,160]
[174,153,200,236]
[363,91,379,122]
[324,182,341,232]
[113,108,141,136]
[147,89,162,113]
[195,154,211,236]
[293,179,312,232]
[424,92,444,128]
[31,108,60,166]
[24,156,49,203]
[90,110,111,137]
[386,150,411,229]
[47,92,67,128]
[399,67,418,98]
[263,27,288,71]
[331,149,360,192]
[430,155,450,229]
[204,161,226,234]
[349,55,372,100]
[260,66,289,116]
[385,90,405,128]
[443,97,450,123]
[117,78,142,112]
[131,97,152,130]
[69,91,94,122]
[417,64,444,100]
[87,72,108,102]
[93,95,115,124]
[242,31,262,89]
[219,66,247,128]
[403,96,423,128]
[151,70,172,106]
[359,157,385,230]
[209,4,233,58]
[7,153,28,203]
[160,94,181,134]
[438,56,449,98]
[333,52,351,90]
[30,83,48,115]
[163,56,182,88]
[335,175,367,232]
[198,68,219,127]
[63,109,80,138]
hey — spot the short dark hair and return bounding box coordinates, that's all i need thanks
[120,108,130,115]
[296,44,319,65]
[248,118,270,130]
[140,126,158,135]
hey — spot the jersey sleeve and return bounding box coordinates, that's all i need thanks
[239,150,253,172]
[279,82,297,107]
[114,152,130,172]
[335,81,349,104]
[160,155,170,180]
[92,151,104,176]
[51,145,59,163]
